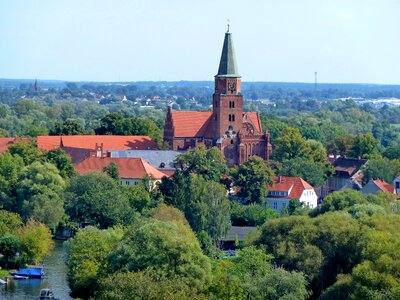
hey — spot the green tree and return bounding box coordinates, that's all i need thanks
[123,185,151,213]
[0,153,24,212]
[0,210,22,236]
[0,235,21,268]
[102,162,120,181]
[42,148,76,178]
[8,140,40,165]
[65,172,134,228]
[234,156,274,203]
[272,127,311,162]
[230,202,279,226]
[95,113,124,135]
[16,218,54,264]
[16,161,66,228]
[66,226,124,299]
[107,218,211,290]
[362,157,400,184]
[175,145,227,182]
[351,133,378,158]
[50,119,85,135]
[279,157,328,187]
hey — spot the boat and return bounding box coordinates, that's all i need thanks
[13,275,28,280]
[10,267,44,278]
[0,278,7,284]
[36,288,59,300]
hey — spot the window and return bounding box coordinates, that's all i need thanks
[229,114,232,122]
[134,181,138,185]
[214,114,217,121]
[232,101,235,108]
[396,182,399,189]
[232,114,235,122]
[159,162,165,168]
[230,139,233,144]
[126,181,130,185]
[273,202,278,210]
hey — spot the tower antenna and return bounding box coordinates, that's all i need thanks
[314,71,318,100]
[227,19,230,32]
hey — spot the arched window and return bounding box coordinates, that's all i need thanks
[230,139,234,144]
[229,115,232,122]
[232,114,235,122]
[232,101,235,108]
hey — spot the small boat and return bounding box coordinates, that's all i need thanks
[0,278,7,284]
[10,267,44,278]
[36,288,59,300]
[13,274,29,280]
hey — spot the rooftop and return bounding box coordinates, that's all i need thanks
[268,176,314,199]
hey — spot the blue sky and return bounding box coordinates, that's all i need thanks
[0,0,399,84]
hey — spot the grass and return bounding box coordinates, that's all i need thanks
[0,269,10,279]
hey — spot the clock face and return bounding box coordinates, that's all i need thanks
[228,81,236,93]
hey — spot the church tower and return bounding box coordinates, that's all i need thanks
[211,28,243,140]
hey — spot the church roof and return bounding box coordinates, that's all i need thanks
[217,31,240,77]
[170,111,263,138]
[171,111,212,137]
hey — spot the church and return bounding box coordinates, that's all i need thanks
[163,29,272,167]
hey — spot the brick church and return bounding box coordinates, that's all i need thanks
[163,29,272,167]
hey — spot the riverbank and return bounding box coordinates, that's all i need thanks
[0,269,9,279]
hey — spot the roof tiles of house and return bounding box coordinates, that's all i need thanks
[171,111,263,138]
[332,157,368,177]
[373,179,395,194]
[268,176,314,199]
[0,137,33,153]
[75,157,168,179]
[37,135,157,151]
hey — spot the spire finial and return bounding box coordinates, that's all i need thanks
[227,19,230,32]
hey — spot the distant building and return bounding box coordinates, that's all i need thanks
[74,157,168,190]
[220,226,257,250]
[0,137,32,153]
[163,29,272,167]
[394,177,400,195]
[266,176,318,212]
[107,150,184,176]
[37,135,157,163]
[361,179,396,196]
[322,157,368,197]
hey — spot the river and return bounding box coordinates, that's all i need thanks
[0,240,73,300]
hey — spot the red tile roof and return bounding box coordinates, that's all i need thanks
[268,176,314,199]
[170,111,263,138]
[37,135,157,151]
[373,179,395,194]
[75,157,168,179]
[171,111,212,137]
[0,137,33,153]
[244,112,262,133]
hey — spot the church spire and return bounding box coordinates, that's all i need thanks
[217,29,240,77]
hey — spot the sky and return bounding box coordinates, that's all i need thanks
[0,0,399,84]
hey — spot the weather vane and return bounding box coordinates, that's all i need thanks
[227,19,230,32]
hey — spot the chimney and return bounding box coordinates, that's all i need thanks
[278,176,282,183]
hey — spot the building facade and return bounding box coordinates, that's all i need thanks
[163,30,272,167]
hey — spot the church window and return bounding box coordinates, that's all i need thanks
[231,139,233,144]
[232,114,235,122]
[229,115,232,122]
[232,101,235,108]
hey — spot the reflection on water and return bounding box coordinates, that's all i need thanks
[0,240,73,300]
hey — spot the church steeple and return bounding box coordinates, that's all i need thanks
[217,30,240,77]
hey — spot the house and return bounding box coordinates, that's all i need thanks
[361,179,396,196]
[323,157,368,197]
[74,157,168,190]
[163,29,272,167]
[220,226,257,250]
[0,137,33,153]
[107,150,185,176]
[37,135,157,163]
[394,177,400,195]
[266,176,318,212]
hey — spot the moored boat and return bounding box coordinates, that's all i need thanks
[10,267,44,279]
[36,288,59,300]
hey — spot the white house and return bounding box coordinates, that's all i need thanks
[266,176,318,212]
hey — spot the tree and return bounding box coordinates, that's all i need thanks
[0,235,21,268]
[123,185,151,213]
[16,161,66,228]
[95,113,124,135]
[102,162,120,181]
[16,218,54,264]
[66,226,124,299]
[175,145,227,182]
[0,209,22,236]
[50,119,85,135]
[279,157,328,187]
[0,153,24,212]
[8,140,40,165]
[107,219,211,290]
[362,157,400,184]
[272,127,311,162]
[42,148,76,178]
[230,202,279,226]
[65,173,135,228]
[351,133,378,158]
[234,156,274,203]
[96,270,206,300]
